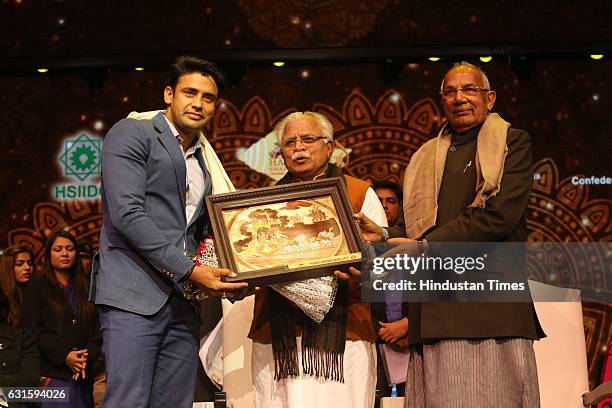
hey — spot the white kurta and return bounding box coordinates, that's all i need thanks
[252,338,378,408]
[251,190,387,408]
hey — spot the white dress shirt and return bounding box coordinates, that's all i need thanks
[163,115,205,224]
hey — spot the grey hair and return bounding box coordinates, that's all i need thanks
[274,111,334,143]
[440,61,491,91]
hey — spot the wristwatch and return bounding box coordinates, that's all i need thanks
[417,238,429,254]
[380,227,389,243]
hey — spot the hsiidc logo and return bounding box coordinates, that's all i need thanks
[53,132,103,200]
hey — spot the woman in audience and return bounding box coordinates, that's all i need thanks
[0,289,40,406]
[0,245,35,327]
[22,230,101,408]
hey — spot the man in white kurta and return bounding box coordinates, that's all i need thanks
[249,111,387,408]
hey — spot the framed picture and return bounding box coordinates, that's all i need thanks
[206,177,365,285]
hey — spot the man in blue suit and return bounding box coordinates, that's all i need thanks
[90,56,247,408]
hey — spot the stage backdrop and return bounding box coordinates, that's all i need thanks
[1,61,610,387]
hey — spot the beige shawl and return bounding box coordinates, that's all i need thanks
[126,110,236,194]
[403,113,510,239]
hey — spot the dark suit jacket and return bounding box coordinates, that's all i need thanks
[407,128,545,343]
[21,276,101,380]
[90,112,211,315]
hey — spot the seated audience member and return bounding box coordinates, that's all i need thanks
[22,230,101,408]
[0,245,35,327]
[0,290,40,404]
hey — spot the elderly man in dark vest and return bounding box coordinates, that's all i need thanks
[248,111,387,408]
[379,62,545,407]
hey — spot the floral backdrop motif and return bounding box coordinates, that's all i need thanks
[4,89,610,387]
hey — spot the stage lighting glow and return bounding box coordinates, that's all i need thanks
[273,61,285,67]
[134,67,145,71]
[428,57,440,62]
[479,56,493,62]
[37,68,49,73]
[589,54,604,60]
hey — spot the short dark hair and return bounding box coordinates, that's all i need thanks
[166,56,226,93]
[372,180,403,202]
[77,240,93,256]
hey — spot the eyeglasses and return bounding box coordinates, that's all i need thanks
[281,135,328,150]
[440,85,490,99]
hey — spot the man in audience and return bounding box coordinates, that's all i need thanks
[373,181,403,229]
[371,180,409,397]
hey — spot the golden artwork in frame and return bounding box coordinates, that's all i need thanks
[206,178,365,285]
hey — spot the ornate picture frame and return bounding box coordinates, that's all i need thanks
[206,177,365,285]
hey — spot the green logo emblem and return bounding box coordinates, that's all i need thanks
[59,132,101,181]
